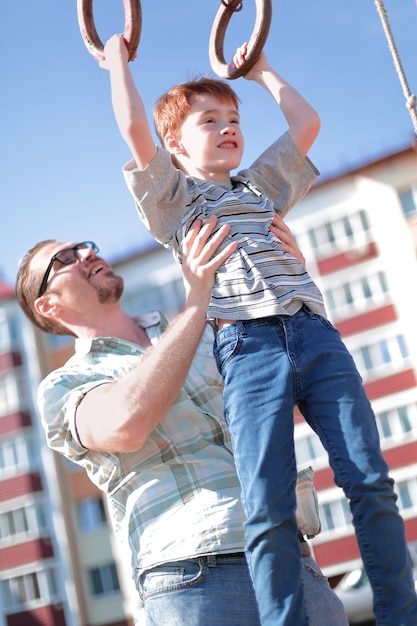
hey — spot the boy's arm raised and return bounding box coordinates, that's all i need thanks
[100,34,157,169]
[234,44,320,156]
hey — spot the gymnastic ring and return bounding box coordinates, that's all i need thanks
[221,0,243,11]
[209,0,272,80]
[77,0,142,62]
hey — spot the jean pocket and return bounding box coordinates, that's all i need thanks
[139,559,205,600]
[304,309,340,335]
[302,556,328,582]
[213,327,242,372]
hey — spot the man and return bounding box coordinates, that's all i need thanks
[16,216,348,625]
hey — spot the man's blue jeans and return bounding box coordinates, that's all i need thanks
[213,307,417,625]
[138,553,349,626]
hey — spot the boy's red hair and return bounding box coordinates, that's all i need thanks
[153,77,240,146]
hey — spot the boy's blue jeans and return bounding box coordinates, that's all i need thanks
[214,307,417,626]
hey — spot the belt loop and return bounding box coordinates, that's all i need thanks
[206,555,217,567]
[236,320,247,338]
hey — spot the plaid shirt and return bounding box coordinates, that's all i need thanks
[38,312,246,577]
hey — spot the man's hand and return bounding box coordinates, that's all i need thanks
[269,214,306,266]
[182,216,238,307]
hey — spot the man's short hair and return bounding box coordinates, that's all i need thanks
[16,240,75,336]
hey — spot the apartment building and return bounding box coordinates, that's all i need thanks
[288,141,417,579]
[0,282,77,626]
[1,140,416,625]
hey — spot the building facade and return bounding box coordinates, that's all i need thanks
[0,283,77,626]
[288,142,417,578]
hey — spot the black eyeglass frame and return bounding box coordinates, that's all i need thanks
[37,241,99,298]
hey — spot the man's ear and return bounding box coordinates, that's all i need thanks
[34,294,60,320]
[165,133,186,155]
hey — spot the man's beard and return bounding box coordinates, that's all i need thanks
[95,275,124,304]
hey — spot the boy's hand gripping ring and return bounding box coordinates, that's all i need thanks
[77,0,142,62]
[209,0,272,79]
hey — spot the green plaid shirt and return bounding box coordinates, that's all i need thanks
[38,311,246,577]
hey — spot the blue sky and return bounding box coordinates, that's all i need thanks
[1,0,416,285]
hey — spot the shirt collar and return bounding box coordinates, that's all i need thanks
[74,311,164,357]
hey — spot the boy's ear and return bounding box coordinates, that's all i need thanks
[165,133,186,155]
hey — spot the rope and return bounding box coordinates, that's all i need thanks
[374,0,417,136]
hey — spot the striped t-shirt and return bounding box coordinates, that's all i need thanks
[123,132,327,321]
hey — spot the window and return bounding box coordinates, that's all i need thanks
[395,476,417,512]
[308,209,371,256]
[0,501,47,544]
[89,562,120,597]
[0,310,19,352]
[295,431,327,467]
[318,497,352,533]
[316,473,417,538]
[1,567,59,610]
[323,271,389,318]
[0,370,28,417]
[78,497,107,531]
[376,403,417,442]
[350,334,409,379]
[0,435,36,475]
[400,186,417,217]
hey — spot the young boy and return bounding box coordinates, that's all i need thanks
[101,35,417,626]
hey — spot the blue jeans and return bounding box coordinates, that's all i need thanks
[137,553,349,626]
[213,308,417,626]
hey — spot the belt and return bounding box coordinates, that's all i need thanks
[200,553,246,567]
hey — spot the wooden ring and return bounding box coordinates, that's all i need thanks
[209,0,272,80]
[77,0,142,62]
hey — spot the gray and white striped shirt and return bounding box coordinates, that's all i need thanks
[124,132,326,321]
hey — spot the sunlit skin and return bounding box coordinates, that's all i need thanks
[32,241,121,301]
[31,241,131,340]
[168,95,244,181]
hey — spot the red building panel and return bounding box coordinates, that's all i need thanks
[0,411,32,435]
[0,472,43,502]
[364,369,417,400]
[0,351,23,372]
[310,440,417,491]
[295,368,416,423]
[0,537,54,570]
[335,304,397,337]
[314,517,417,572]
[383,441,417,470]
[318,241,378,275]
[404,517,417,545]
[313,533,360,567]
[7,604,67,626]
[294,410,303,425]
[311,466,337,491]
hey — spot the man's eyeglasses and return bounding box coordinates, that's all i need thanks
[37,241,99,298]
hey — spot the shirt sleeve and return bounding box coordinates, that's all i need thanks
[123,148,203,249]
[239,132,320,217]
[37,369,111,460]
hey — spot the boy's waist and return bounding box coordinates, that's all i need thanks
[216,303,305,331]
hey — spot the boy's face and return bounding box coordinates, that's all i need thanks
[175,93,244,180]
